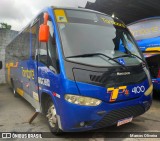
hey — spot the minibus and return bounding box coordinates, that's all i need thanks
[6,7,153,133]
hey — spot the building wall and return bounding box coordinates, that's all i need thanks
[0,29,18,84]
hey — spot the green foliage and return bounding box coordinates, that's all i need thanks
[0,23,11,30]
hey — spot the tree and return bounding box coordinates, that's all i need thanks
[0,23,11,30]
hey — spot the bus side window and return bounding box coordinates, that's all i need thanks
[13,26,30,61]
[47,20,60,73]
[31,20,39,60]
[21,26,30,60]
[39,43,48,65]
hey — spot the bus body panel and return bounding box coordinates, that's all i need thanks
[74,79,149,103]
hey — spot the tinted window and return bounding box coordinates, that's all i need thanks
[10,26,30,61]
[20,26,30,60]
[31,20,39,60]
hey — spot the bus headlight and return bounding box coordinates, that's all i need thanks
[144,84,153,96]
[65,94,102,106]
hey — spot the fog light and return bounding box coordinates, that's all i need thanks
[80,122,85,127]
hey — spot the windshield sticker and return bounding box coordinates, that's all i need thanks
[54,10,68,23]
[117,58,125,65]
[101,17,125,28]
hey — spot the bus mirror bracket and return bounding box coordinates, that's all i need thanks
[39,13,49,42]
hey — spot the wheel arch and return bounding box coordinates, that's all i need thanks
[40,90,58,114]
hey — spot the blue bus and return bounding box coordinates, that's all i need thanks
[128,17,160,92]
[6,7,152,133]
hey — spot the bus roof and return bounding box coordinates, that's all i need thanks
[51,6,110,16]
[50,6,122,21]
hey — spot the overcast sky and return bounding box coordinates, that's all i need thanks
[0,0,96,31]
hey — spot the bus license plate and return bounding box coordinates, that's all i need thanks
[117,117,133,126]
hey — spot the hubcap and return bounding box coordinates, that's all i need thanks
[46,104,57,128]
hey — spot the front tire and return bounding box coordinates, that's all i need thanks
[46,99,61,134]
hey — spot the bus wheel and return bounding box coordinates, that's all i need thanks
[46,99,61,134]
[11,80,18,97]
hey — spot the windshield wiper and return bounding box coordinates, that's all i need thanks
[112,53,145,64]
[66,53,127,69]
[114,33,146,64]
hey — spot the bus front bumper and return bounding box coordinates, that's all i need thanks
[58,94,152,132]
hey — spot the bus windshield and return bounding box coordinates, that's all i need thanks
[55,9,143,63]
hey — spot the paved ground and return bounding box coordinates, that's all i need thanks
[0,84,160,141]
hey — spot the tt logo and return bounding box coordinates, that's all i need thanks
[107,86,128,102]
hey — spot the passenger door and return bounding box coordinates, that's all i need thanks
[28,18,40,107]
[37,13,60,99]
[29,13,60,110]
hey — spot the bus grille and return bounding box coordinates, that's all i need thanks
[93,105,145,128]
[73,64,147,88]
[89,64,147,87]
[90,71,146,87]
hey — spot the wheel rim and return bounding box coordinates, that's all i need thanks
[46,104,57,128]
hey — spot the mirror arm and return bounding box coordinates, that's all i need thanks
[44,13,49,25]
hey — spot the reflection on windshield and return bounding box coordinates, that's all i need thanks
[59,23,141,59]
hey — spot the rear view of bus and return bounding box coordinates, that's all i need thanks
[5,7,153,133]
[128,17,160,93]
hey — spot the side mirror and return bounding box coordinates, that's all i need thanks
[0,61,2,69]
[39,13,49,42]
